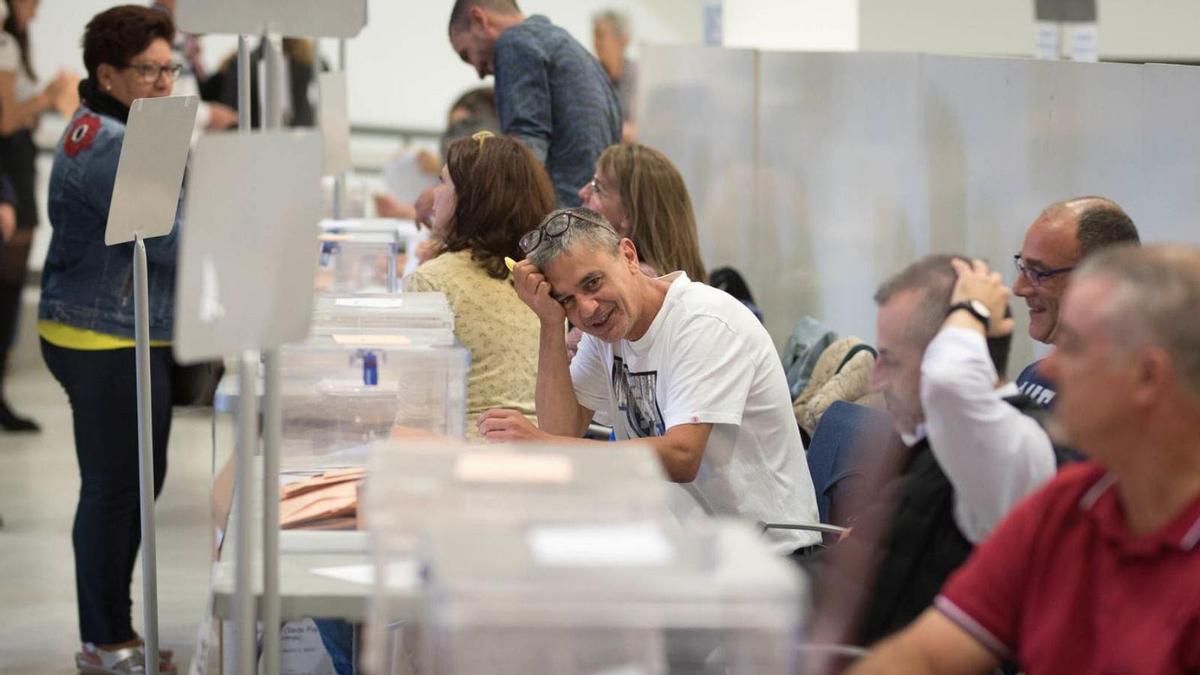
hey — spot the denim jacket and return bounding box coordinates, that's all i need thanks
[39,104,181,341]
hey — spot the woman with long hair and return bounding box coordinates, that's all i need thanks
[39,6,181,672]
[404,131,555,439]
[0,0,74,431]
[580,142,707,282]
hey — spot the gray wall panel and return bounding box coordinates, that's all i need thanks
[637,45,759,282]
[640,49,1200,371]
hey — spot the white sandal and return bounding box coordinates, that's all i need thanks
[75,643,177,674]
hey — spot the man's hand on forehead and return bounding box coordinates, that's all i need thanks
[511,258,567,327]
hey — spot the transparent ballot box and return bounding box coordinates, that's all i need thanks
[309,293,454,338]
[320,217,426,280]
[410,520,804,675]
[279,335,470,459]
[316,231,399,294]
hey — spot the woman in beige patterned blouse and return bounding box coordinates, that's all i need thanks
[404,132,556,440]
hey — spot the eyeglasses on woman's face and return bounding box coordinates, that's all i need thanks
[125,62,183,85]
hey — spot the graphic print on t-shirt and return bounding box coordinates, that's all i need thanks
[612,356,665,437]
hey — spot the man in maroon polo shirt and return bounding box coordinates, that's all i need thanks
[848,244,1200,675]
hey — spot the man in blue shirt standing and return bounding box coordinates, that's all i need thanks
[448,0,622,207]
[1011,196,1139,407]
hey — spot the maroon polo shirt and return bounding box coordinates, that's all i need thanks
[935,463,1200,674]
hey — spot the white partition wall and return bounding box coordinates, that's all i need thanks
[636,45,758,284]
[756,52,926,345]
[639,47,1200,368]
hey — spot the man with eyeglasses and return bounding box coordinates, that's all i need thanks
[847,245,1200,675]
[1012,197,1139,407]
[479,207,823,556]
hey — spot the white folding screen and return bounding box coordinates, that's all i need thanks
[639,46,1200,368]
[636,46,759,280]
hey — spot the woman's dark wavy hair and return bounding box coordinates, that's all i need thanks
[82,5,174,81]
[440,133,555,279]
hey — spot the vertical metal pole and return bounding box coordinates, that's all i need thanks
[133,234,160,675]
[260,31,284,675]
[333,39,348,218]
[235,351,258,675]
[233,35,258,675]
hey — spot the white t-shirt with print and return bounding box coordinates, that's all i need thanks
[0,31,38,103]
[570,272,821,553]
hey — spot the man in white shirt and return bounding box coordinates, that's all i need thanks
[478,207,821,554]
[838,254,1057,645]
[920,258,1056,543]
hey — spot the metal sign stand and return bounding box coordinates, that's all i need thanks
[133,232,161,675]
[260,32,284,675]
[231,33,261,675]
[105,94,198,675]
[174,4,365,673]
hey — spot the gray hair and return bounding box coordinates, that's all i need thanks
[1075,244,1200,398]
[592,9,630,40]
[874,254,965,349]
[526,207,622,269]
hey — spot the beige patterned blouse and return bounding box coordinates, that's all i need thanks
[404,250,539,440]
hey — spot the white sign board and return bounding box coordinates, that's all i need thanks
[174,131,324,363]
[318,72,351,176]
[105,95,198,246]
[176,0,367,39]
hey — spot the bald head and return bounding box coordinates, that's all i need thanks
[1047,197,1140,259]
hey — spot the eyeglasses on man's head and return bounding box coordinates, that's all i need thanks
[519,209,614,254]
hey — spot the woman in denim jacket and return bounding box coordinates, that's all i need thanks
[38,6,182,673]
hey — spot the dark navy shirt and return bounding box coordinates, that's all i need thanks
[1015,360,1056,409]
[494,15,622,207]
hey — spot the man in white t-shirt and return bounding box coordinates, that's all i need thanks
[479,207,821,554]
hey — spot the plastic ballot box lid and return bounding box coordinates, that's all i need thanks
[366,442,672,533]
[409,519,804,675]
[310,293,455,336]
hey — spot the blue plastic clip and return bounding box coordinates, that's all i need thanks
[361,350,378,386]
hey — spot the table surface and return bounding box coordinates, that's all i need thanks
[212,459,420,623]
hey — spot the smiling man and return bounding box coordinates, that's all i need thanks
[447,0,621,207]
[479,208,821,555]
[1011,197,1139,407]
[848,245,1200,675]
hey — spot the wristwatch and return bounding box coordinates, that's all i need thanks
[946,299,991,329]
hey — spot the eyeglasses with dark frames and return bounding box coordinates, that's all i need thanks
[125,62,183,84]
[1013,254,1074,286]
[519,210,615,254]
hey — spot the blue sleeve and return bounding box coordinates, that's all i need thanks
[494,36,551,162]
[79,133,123,235]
